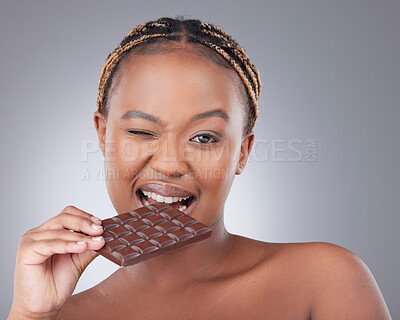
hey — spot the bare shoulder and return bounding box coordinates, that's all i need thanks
[258,240,392,320]
[56,287,101,319]
[56,269,120,319]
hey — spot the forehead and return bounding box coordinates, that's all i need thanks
[107,51,245,123]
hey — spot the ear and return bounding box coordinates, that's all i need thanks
[93,111,107,157]
[235,131,255,175]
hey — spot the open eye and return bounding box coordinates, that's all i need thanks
[190,133,220,144]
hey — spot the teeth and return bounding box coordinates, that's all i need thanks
[141,190,191,204]
[164,197,173,204]
[178,205,187,212]
[142,190,150,197]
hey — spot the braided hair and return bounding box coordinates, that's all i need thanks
[96,16,261,136]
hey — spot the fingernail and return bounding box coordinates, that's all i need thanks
[90,216,102,224]
[77,241,86,245]
[91,223,102,230]
[92,236,103,242]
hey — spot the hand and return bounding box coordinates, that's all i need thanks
[9,206,105,319]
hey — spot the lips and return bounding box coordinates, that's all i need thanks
[135,182,197,215]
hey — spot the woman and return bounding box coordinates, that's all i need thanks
[9,16,392,319]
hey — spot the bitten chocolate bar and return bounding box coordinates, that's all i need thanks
[95,203,212,267]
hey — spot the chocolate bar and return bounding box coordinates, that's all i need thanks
[95,203,212,267]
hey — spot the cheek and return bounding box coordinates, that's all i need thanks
[104,131,153,173]
[188,141,238,193]
[104,135,163,212]
[103,131,147,211]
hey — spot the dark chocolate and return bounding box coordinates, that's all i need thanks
[95,203,212,267]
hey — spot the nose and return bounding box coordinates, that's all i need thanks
[149,137,189,177]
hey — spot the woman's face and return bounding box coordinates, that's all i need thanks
[94,50,254,226]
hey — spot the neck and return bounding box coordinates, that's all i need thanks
[122,207,236,289]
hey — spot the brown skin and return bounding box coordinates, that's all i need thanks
[9,50,392,319]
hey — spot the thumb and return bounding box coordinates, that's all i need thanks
[74,249,100,276]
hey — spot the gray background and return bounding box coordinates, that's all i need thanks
[1,0,399,318]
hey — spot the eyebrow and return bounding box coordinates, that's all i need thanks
[191,109,230,124]
[120,109,162,123]
[120,108,230,124]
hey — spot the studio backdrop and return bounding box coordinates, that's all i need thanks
[0,0,398,318]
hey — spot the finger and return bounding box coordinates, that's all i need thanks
[19,238,93,265]
[61,205,102,224]
[74,249,101,275]
[37,213,103,236]
[26,230,105,250]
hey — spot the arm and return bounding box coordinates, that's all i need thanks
[309,243,392,320]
